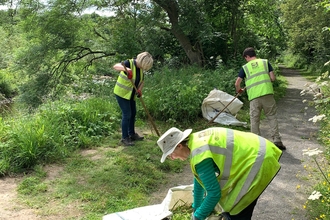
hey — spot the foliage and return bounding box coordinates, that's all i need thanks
[141,65,239,123]
[0,69,18,99]
[302,149,330,220]
[0,97,120,175]
[0,0,288,110]
[299,61,330,219]
[171,205,194,220]
[280,0,330,66]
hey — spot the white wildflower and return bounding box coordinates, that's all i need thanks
[308,114,326,123]
[302,148,323,156]
[302,99,307,103]
[309,83,319,90]
[308,191,322,200]
[320,81,328,86]
[313,93,323,100]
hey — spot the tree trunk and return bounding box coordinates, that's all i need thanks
[153,0,203,66]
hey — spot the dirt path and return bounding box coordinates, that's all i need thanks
[0,176,42,220]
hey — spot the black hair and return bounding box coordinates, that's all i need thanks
[243,47,256,58]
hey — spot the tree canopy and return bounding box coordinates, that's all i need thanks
[0,0,328,107]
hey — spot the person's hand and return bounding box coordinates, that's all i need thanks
[191,213,199,220]
[136,89,142,98]
[237,88,244,94]
[219,212,231,220]
[126,69,133,79]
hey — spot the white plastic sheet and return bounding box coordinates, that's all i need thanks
[202,89,247,127]
[102,184,225,220]
[102,185,193,220]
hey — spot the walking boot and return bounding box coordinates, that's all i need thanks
[129,133,144,141]
[274,141,286,150]
[121,137,134,146]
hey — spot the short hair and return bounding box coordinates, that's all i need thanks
[136,52,153,71]
[243,47,256,58]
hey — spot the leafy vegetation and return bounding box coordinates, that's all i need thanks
[0,97,120,175]
[296,63,330,220]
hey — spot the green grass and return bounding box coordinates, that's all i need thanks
[16,136,186,219]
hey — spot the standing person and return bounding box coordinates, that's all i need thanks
[113,52,153,146]
[157,127,282,220]
[235,47,286,150]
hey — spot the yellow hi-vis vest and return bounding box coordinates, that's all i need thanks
[189,127,282,215]
[243,59,273,101]
[114,59,144,100]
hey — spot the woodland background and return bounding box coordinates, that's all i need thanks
[0,0,329,107]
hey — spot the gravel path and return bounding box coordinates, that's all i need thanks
[252,66,323,220]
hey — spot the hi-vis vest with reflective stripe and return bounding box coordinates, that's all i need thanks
[114,59,144,100]
[243,58,273,101]
[189,127,282,215]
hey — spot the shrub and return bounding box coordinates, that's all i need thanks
[0,97,120,175]
[141,66,240,123]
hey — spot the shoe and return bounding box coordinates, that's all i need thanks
[129,133,144,141]
[121,137,134,146]
[274,141,286,150]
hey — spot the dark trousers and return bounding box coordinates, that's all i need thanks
[115,95,136,139]
[228,197,259,220]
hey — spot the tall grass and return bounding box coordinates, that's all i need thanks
[0,97,120,175]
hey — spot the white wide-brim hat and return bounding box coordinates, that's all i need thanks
[157,127,192,163]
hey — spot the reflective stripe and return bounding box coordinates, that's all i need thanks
[243,60,268,78]
[189,128,281,215]
[233,136,266,206]
[243,65,250,78]
[115,81,132,91]
[245,79,272,90]
[243,59,273,100]
[245,71,267,80]
[220,129,234,187]
[190,129,266,208]
[190,129,234,187]
[119,73,131,81]
[262,60,268,72]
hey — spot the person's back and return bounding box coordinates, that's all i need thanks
[235,47,286,150]
[243,58,274,100]
[188,127,282,216]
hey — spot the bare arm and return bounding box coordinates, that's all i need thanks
[138,81,144,91]
[235,77,243,92]
[113,63,131,72]
[269,71,276,82]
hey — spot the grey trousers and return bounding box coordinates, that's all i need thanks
[249,94,281,142]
